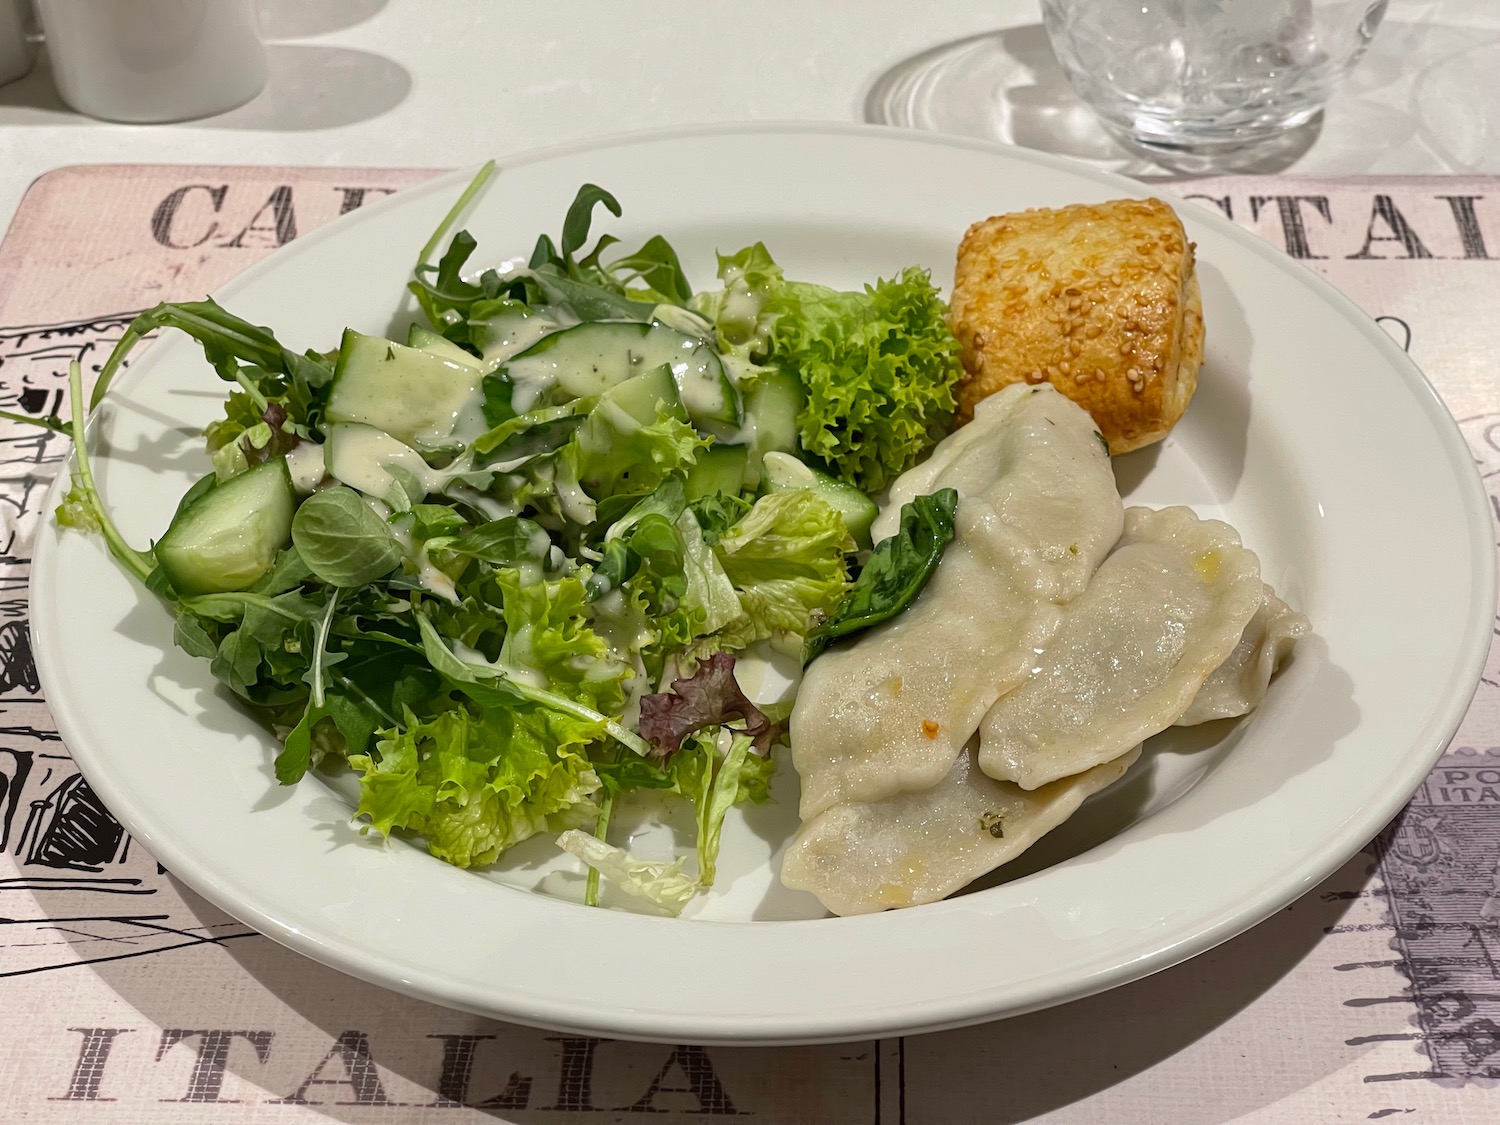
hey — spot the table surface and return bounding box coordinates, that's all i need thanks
[1,0,1499,230]
[4,3,1500,1123]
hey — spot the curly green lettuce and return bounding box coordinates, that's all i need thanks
[696,244,963,494]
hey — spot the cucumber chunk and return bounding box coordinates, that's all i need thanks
[686,443,750,501]
[406,323,481,369]
[499,320,740,426]
[573,364,686,495]
[326,329,486,450]
[763,451,877,548]
[155,460,296,595]
[740,367,803,487]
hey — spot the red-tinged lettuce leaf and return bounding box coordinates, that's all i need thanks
[637,651,779,758]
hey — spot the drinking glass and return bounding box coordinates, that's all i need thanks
[1042,0,1387,162]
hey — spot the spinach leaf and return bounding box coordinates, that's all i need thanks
[290,487,403,587]
[803,488,959,662]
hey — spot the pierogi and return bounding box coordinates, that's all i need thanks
[790,384,1122,820]
[782,395,1304,915]
[978,506,1264,791]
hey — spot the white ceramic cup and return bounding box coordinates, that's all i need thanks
[0,0,38,87]
[37,0,267,122]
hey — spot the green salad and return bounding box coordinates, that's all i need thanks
[43,164,965,913]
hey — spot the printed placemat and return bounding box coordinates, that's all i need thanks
[1,165,1497,1124]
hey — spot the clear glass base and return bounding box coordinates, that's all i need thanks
[1100,109,1325,173]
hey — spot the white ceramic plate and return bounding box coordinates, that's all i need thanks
[30,125,1494,1045]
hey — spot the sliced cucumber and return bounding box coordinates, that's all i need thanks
[325,422,436,510]
[156,460,296,595]
[602,361,686,427]
[326,329,486,450]
[763,451,877,548]
[686,443,749,501]
[740,367,803,488]
[573,364,685,494]
[500,320,740,427]
[406,323,481,369]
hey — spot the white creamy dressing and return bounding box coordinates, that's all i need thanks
[326,422,445,502]
[388,517,460,602]
[649,303,714,338]
[283,441,327,493]
[721,273,764,329]
[480,308,569,372]
[452,640,548,690]
[416,547,459,602]
[717,264,770,350]
[445,483,515,522]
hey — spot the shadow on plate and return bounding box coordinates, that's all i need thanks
[961,633,1355,896]
[1112,260,1254,506]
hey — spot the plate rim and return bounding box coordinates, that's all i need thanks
[28,121,1498,1044]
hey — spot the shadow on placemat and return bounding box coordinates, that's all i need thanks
[25,850,1378,1124]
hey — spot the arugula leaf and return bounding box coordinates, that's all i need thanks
[529,265,653,323]
[804,488,958,662]
[408,504,468,542]
[559,183,623,270]
[90,299,334,413]
[607,234,693,304]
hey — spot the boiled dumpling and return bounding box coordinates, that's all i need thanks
[1176,584,1308,725]
[873,384,1122,602]
[978,505,1264,791]
[790,384,1123,819]
[781,741,1142,916]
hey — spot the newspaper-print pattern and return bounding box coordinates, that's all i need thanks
[0,166,1496,1124]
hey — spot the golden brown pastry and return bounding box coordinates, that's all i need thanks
[950,197,1204,455]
